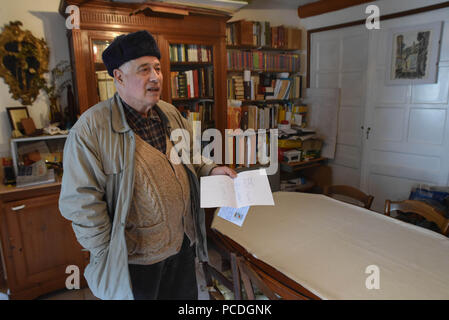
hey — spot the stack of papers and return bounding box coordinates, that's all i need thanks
[201,168,275,227]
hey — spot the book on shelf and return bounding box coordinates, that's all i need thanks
[96,70,116,101]
[226,20,301,50]
[287,28,302,50]
[228,72,298,101]
[227,105,242,130]
[178,71,188,98]
[193,69,199,98]
[206,66,214,97]
[289,75,303,99]
[176,100,214,130]
[169,44,212,63]
[277,79,292,100]
[241,105,258,130]
[227,50,300,72]
[171,67,213,99]
[231,72,298,101]
[237,20,254,46]
[243,81,251,100]
[231,75,244,100]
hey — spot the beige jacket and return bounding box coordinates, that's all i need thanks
[59,93,215,299]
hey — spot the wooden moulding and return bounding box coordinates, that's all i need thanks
[59,0,231,35]
[298,0,375,19]
[305,1,449,87]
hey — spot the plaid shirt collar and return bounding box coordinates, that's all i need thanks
[121,97,168,154]
[121,99,162,125]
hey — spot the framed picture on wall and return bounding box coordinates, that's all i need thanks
[386,22,442,85]
[6,106,29,133]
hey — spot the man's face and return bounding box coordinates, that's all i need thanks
[117,56,163,110]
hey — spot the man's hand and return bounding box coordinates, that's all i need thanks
[210,166,238,178]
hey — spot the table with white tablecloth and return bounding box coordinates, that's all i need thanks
[211,192,449,300]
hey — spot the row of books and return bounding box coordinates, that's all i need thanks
[227,74,303,101]
[177,101,215,130]
[169,44,213,63]
[227,104,279,131]
[227,103,308,131]
[96,71,116,101]
[170,67,214,99]
[227,50,300,72]
[226,20,302,50]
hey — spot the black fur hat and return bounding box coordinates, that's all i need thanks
[102,30,161,77]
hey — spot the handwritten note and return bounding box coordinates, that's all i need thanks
[200,168,275,208]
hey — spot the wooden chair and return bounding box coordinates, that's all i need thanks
[234,254,311,300]
[384,199,449,236]
[324,185,374,209]
[235,255,280,300]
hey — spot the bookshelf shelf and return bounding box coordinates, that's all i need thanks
[227,69,300,74]
[172,97,214,102]
[226,45,302,52]
[239,99,293,104]
[280,158,327,173]
[94,62,107,71]
[170,62,213,67]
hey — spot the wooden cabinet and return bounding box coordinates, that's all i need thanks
[60,0,230,134]
[0,184,87,299]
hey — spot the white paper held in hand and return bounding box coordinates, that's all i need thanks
[200,168,275,208]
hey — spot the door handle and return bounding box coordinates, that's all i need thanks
[11,204,26,211]
[366,127,371,140]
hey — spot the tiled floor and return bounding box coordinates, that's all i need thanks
[36,258,211,300]
[0,245,223,300]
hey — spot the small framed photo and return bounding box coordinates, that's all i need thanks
[6,106,30,133]
[386,22,443,85]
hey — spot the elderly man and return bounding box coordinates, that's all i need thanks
[59,30,236,300]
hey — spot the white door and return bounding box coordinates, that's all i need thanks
[360,10,449,212]
[310,25,369,189]
[310,8,449,213]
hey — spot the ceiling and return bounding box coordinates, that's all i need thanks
[111,0,319,11]
[244,0,319,10]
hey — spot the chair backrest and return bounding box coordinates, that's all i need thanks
[324,185,374,209]
[384,199,449,236]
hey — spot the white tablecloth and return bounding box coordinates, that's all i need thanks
[211,192,449,299]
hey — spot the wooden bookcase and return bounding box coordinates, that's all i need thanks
[225,20,305,131]
[168,43,216,132]
[225,21,306,170]
[59,0,230,134]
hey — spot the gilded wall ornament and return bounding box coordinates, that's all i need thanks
[0,21,49,105]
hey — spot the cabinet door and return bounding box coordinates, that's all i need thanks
[3,193,86,298]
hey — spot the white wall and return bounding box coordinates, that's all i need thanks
[308,1,449,210]
[0,0,69,157]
